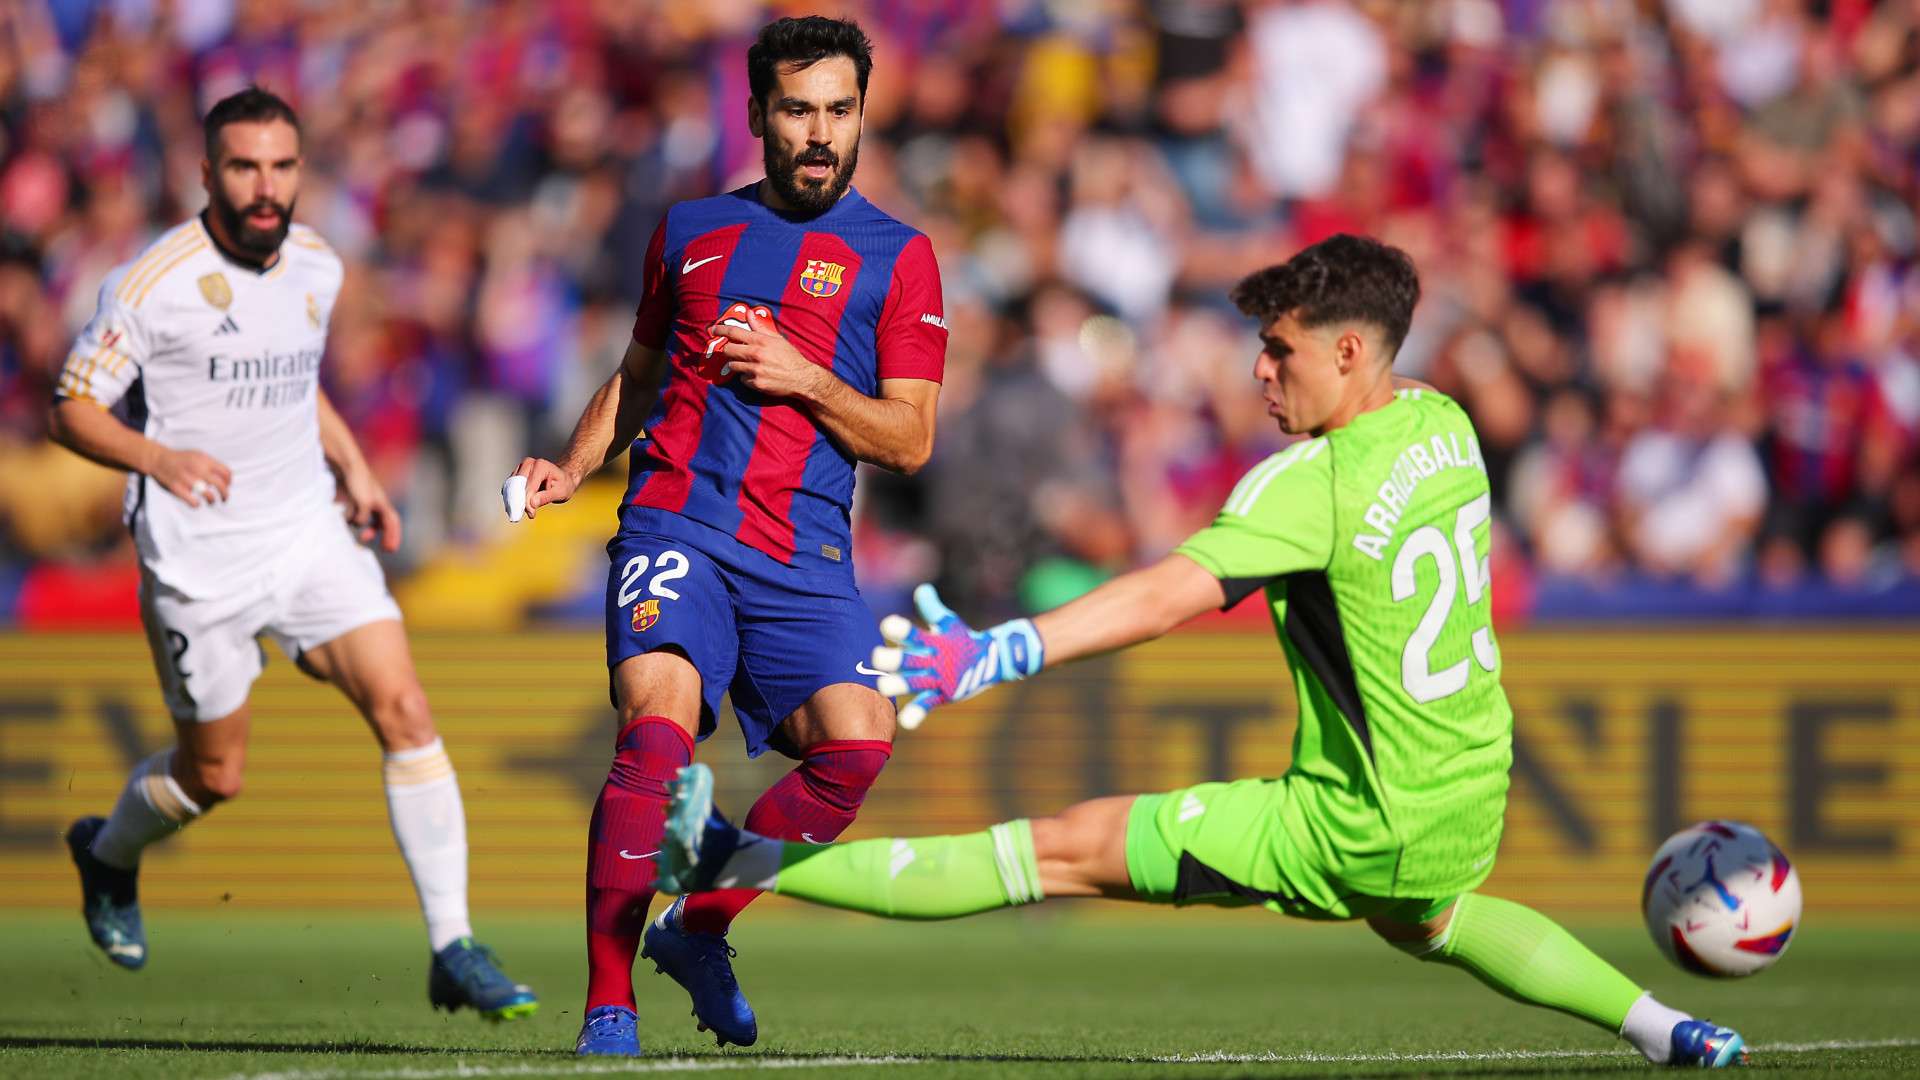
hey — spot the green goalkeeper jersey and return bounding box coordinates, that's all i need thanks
[1174,388,1513,899]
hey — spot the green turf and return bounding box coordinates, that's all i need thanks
[1,908,1914,1078]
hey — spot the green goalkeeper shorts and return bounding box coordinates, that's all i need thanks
[1124,776,1452,924]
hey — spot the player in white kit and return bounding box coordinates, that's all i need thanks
[49,88,537,1020]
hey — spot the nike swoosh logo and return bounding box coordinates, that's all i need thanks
[855,662,886,677]
[800,833,828,844]
[618,849,658,860]
[682,254,723,274]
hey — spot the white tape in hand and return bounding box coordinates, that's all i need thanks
[502,474,528,523]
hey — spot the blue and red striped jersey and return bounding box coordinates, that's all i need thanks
[625,184,945,572]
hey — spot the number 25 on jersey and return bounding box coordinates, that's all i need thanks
[1392,493,1497,703]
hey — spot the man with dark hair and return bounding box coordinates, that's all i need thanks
[661,234,1752,1069]
[51,86,536,1021]
[745,15,872,213]
[201,86,301,169]
[510,15,946,1057]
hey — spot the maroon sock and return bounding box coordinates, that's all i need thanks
[583,715,695,1011]
[679,739,891,934]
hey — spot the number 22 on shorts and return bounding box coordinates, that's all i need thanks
[618,550,690,607]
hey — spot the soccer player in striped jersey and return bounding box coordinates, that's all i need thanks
[510,17,945,1056]
[660,236,1750,1068]
[50,88,535,1020]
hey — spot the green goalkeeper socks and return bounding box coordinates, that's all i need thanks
[718,820,1044,919]
[1421,893,1644,1032]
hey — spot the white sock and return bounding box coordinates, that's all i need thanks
[92,750,203,870]
[1621,992,1691,1063]
[383,738,473,951]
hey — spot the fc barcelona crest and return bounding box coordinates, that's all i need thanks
[197,272,232,310]
[632,598,662,632]
[798,260,845,299]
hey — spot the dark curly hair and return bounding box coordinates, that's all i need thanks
[748,16,874,107]
[203,86,300,161]
[1230,234,1421,359]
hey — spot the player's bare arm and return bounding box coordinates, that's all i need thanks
[514,340,668,517]
[317,390,401,552]
[1028,554,1226,666]
[709,310,938,474]
[871,554,1224,728]
[47,396,231,508]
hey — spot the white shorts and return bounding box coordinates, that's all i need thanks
[139,511,403,722]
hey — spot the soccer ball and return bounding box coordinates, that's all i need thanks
[1642,820,1802,977]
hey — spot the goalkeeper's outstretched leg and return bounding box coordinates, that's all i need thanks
[1369,897,1746,1066]
[660,763,1748,1068]
[657,762,1137,917]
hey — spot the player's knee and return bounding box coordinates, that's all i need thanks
[369,685,435,750]
[785,684,897,749]
[616,699,699,738]
[1028,813,1082,869]
[1029,832,1103,897]
[1368,905,1454,959]
[840,693,897,744]
[180,758,244,805]
[1028,798,1131,897]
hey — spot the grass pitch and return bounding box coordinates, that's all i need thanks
[1,908,1915,1078]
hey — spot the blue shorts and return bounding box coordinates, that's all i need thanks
[604,508,883,758]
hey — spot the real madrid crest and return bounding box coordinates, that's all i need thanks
[798,259,845,299]
[197,272,232,310]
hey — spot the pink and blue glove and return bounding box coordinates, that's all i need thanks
[871,584,1044,729]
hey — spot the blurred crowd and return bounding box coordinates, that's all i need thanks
[2,0,1918,623]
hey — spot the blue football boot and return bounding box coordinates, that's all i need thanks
[1670,1019,1748,1067]
[428,937,539,1021]
[575,1004,641,1056]
[643,895,757,1047]
[66,816,146,970]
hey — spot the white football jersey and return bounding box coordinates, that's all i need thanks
[57,216,344,599]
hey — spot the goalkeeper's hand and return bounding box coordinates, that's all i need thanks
[870,584,1044,730]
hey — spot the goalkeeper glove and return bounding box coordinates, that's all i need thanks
[870,584,1044,729]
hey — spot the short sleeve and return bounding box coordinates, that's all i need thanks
[875,233,945,382]
[55,276,151,409]
[630,217,672,349]
[1175,438,1335,605]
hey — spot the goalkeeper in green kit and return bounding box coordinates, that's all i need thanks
[659,234,1748,1068]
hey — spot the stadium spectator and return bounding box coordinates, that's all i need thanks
[1616,364,1769,587]
[2,0,1917,623]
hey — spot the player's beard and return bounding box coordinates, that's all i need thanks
[210,191,296,263]
[764,138,858,216]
